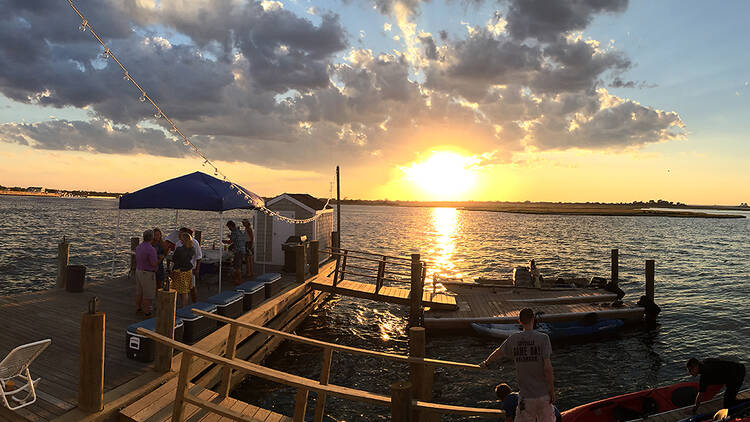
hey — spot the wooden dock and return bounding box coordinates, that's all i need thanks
[627,388,750,422]
[310,277,457,310]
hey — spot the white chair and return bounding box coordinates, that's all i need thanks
[0,339,51,410]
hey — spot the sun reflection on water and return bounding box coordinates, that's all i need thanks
[425,207,464,292]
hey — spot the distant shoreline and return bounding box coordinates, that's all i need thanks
[459,207,746,219]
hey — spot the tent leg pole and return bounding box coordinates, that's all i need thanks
[175,209,179,229]
[111,208,120,277]
[218,212,223,293]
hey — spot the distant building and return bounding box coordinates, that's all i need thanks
[27,186,45,193]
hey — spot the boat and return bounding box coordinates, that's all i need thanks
[561,382,724,422]
[471,319,624,340]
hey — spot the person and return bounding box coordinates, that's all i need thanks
[480,308,555,422]
[171,232,195,308]
[241,218,254,279]
[177,227,202,303]
[687,357,746,412]
[529,260,542,288]
[135,229,158,317]
[224,220,245,285]
[152,228,168,291]
[495,383,561,422]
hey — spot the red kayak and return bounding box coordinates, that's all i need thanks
[562,382,723,422]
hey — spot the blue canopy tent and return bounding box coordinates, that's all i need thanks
[114,171,264,291]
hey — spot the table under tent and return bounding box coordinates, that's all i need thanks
[113,171,264,291]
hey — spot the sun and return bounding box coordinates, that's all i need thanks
[402,151,477,200]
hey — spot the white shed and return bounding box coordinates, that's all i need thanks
[254,193,334,267]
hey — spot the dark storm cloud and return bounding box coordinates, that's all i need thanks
[419,34,439,60]
[503,0,629,42]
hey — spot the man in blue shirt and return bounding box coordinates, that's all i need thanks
[495,383,561,422]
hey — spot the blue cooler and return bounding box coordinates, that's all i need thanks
[207,291,244,320]
[176,302,218,344]
[255,273,282,299]
[126,317,184,362]
[235,281,266,311]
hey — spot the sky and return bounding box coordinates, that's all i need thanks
[0,0,748,204]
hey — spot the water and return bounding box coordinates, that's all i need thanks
[1,197,748,420]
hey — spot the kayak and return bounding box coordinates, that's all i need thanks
[561,382,723,422]
[471,319,624,340]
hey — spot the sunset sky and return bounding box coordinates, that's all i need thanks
[0,0,748,204]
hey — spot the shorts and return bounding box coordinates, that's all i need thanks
[233,251,244,270]
[135,270,156,300]
[516,396,556,422]
[171,270,193,294]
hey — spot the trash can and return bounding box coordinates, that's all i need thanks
[66,265,86,292]
[281,235,308,273]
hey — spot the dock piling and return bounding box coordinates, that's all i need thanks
[78,299,105,412]
[57,237,70,288]
[409,254,424,327]
[391,381,413,422]
[645,259,655,301]
[155,289,177,372]
[310,240,320,275]
[313,348,333,422]
[409,327,435,422]
[611,248,619,287]
[296,244,306,283]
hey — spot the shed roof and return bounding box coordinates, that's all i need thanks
[267,193,332,212]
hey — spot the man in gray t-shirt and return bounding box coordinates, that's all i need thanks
[481,308,556,422]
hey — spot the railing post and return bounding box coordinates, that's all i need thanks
[313,348,334,422]
[409,254,424,328]
[409,327,435,422]
[172,352,194,421]
[78,299,104,412]
[310,240,320,275]
[155,289,177,372]
[375,257,386,294]
[57,237,70,288]
[293,388,309,422]
[296,244,306,283]
[340,250,348,280]
[611,248,619,287]
[219,324,239,398]
[332,253,342,287]
[129,236,139,279]
[391,381,412,422]
[645,259,655,302]
[331,230,340,250]
[194,230,202,244]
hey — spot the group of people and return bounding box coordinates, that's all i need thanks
[134,226,202,314]
[479,308,746,421]
[224,219,254,285]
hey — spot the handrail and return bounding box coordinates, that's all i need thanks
[136,328,503,417]
[321,247,436,266]
[191,309,480,371]
[337,269,409,284]
[321,250,414,267]
[345,263,413,278]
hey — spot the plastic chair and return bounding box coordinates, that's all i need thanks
[0,339,51,410]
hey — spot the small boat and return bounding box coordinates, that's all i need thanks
[471,319,625,340]
[561,382,724,422]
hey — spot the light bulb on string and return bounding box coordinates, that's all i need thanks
[100,49,110,59]
[139,93,146,102]
[123,72,130,81]
[78,20,87,31]
[154,112,161,119]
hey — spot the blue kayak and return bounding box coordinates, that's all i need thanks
[471,319,624,340]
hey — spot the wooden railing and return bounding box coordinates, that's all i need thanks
[137,327,503,421]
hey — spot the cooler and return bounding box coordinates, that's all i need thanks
[126,317,184,362]
[176,302,218,344]
[235,281,266,311]
[254,273,282,299]
[206,291,244,320]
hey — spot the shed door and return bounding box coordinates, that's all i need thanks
[272,212,295,266]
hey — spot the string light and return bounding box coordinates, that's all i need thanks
[66,0,332,222]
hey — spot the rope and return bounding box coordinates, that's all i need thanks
[65,0,334,224]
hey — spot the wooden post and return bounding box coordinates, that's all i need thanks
[409,254,424,328]
[336,166,341,246]
[78,303,105,412]
[296,244,306,283]
[391,381,412,422]
[611,249,619,287]
[409,327,435,422]
[219,325,239,398]
[293,388,309,422]
[310,240,319,275]
[194,230,202,244]
[313,348,333,422]
[331,231,339,251]
[375,257,386,294]
[172,352,194,421]
[155,289,177,372]
[57,238,70,288]
[129,237,139,278]
[645,260,655,302]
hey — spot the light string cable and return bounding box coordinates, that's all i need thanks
[66,0,333,225]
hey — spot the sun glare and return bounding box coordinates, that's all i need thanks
[402,151,477,200]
